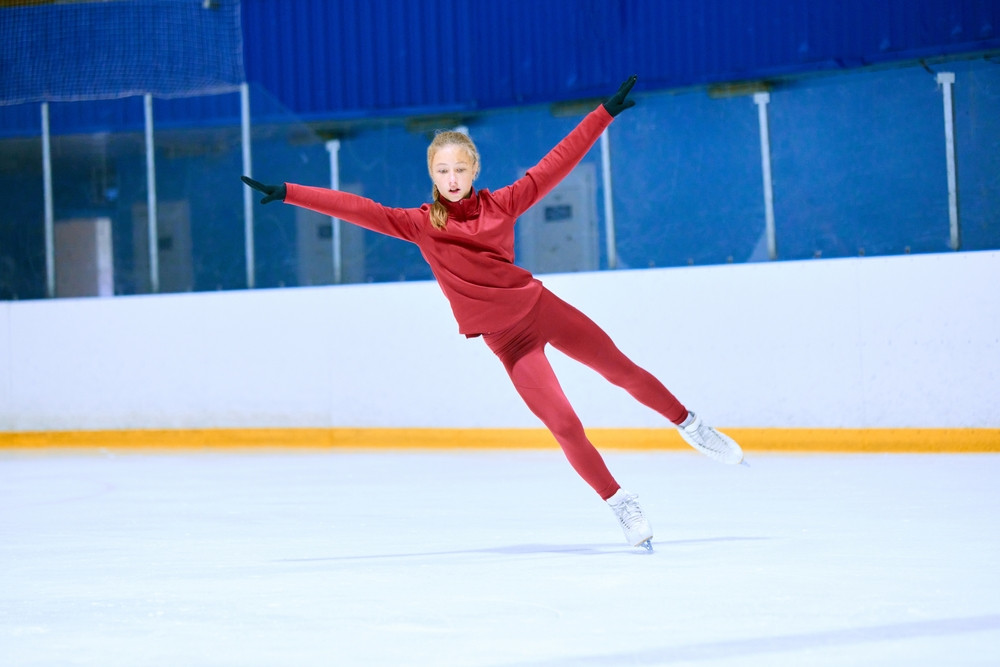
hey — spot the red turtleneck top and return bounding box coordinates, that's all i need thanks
[283,105,613,335]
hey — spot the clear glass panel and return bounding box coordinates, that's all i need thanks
[611,90,766,269]
[2,59,998,303]
[146,121,245,294]
[952,58,1000,252]
[771,68,951,260]
[0,133,45,300]
[336,120,434,284]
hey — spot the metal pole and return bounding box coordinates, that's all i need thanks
[144,94,159,293]
[937,72,960,250]
[600,130,618,270]
[241,82,255,288]
[41,102,55,298]
[754,92,777,260]
[325,139,342,284]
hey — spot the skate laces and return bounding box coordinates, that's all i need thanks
[691,421,727,454]
[682,414,744,464]
[608,490,653,548]
[612,494,646,530]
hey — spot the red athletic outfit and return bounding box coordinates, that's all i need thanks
[283,105,687,499]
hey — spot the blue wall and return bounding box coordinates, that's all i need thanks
[2,0,999,135]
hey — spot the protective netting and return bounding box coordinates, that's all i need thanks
[0,0,245,106]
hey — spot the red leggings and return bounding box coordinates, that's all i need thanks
[483,288,688,500]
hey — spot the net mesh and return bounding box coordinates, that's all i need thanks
[0,0,245,106]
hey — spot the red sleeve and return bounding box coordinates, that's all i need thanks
[283,183,425,242]
[492,105,613,218]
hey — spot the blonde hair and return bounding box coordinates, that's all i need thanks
[427,130,480,230]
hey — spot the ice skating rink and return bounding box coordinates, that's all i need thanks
[3,448,999,666]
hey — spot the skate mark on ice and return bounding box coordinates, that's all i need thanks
[492,613,1000,666]
[272,536,772,563]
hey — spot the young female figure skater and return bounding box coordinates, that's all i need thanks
[242,76,743,550]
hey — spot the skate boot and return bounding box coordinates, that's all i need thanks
[678,412,744,464]
[607,489,653,551]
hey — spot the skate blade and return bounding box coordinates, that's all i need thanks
[637,539,653,552]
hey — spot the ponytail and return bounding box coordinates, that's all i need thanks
[429,184,448,230]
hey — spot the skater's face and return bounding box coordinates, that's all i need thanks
[431,145,476,202]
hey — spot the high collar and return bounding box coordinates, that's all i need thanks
[438,188,480,222]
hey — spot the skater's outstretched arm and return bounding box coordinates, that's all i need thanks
[496,75,638,217]
[240,175,423,242]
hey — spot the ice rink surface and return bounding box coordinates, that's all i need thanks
[2,448,999,666]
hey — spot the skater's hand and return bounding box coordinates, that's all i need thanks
[603,75,637,117]
[241,176,286,204]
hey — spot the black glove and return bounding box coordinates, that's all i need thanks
[241,175,286,204]
[603,75,637,117]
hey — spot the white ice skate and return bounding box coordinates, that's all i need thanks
[678,412,744,464]
[607,489,653,551]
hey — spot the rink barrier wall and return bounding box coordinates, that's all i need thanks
[2,428,999,453]
[1,251,998,434]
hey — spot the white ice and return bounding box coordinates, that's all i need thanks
[2,450,999,666]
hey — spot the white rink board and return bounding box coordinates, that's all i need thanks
[1,250,997,430]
